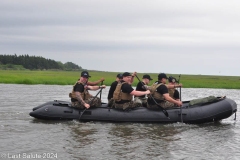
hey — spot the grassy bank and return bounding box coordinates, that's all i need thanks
[0,70,239,89]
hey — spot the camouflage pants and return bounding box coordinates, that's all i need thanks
[86,97,101,107]
[134,97,148,107]
[148,101,174,109]
[108,98,115,108]
[114,101,142,110]
[71,97,101,109]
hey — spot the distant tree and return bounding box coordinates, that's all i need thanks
[63,62,82,70]
[0,54,82,70]
[57,61,64,69]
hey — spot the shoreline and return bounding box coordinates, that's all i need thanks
[0,70,239,89]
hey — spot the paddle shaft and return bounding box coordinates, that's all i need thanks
[178,74,183,123]
[78,87,103,120]
[135,75,169,119]
[100,81,103,100]
[178,74,182,101]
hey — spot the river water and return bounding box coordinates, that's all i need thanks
[0,84,240,160]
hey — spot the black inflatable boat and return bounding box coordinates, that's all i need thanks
[29,96,237,124]
[30,97,237,123]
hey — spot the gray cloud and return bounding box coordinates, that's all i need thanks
[0,0,240,76]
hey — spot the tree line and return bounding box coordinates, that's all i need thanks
[0,54,82,70]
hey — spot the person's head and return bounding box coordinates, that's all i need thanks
[158,73,168,84]
[168,76,178,84]
[142,74,153,85]
[122,72,132,84]
[116,73,123,81]
[80,71,91,83]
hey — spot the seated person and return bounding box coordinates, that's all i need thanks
[134,74,153,107]
[112,72,150,110]
[147,73,182,109]
[69,71,106,109]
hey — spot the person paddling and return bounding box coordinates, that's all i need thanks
[134,74,153,107]
[147,73,182,109]
[168,76,181,101]
[69,71,106,109]
[112,72,150,110]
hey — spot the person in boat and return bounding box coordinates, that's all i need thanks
[69,71,106,109]
[168,76,180,101]
[112,72,150,110]
[147,73,182,109]
[107,73,123,107]
[134,74,153,107]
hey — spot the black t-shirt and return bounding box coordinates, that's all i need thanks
[135,81,146,98]
[148,82,168,104]
[156,84,168,95]
[173,89,180,99]
[121,82,134,93]
[71,83,85,102]
[108,81,118,100]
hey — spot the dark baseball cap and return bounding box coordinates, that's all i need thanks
[117,73,123,79]
[142,74,153,80]
[158,73,168,80]
[122,72,132,77]
[81,71,91,78]
[168,76,178,83]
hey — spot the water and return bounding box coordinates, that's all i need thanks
[0,84,240,160]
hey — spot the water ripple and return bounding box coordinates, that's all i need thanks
[0,84,239,159]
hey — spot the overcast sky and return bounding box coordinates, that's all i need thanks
[1,0,240,76]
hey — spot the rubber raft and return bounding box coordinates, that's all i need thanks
[29,96,237,124]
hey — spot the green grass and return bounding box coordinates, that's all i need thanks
[0,70,239,89]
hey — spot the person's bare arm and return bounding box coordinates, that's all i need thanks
[129,72,137,84]
[75,91,90,108]
[166,84,183,89]
[87,78,105,86]
[130,90,150,96]
[87,85,106,91]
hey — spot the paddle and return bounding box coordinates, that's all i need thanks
[178,74,182,101]
[78,87,104,120]
[99,81,103,100]
[135,75,170,119]
[178,74,183,123]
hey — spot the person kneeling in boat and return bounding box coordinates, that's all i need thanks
[168,76,181,101]
[112,72,150,110]
[134,74,153,107]
[69,71,106,109]
[147,73,182,109]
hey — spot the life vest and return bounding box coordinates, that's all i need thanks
[168,88,175,99]
[113,82,133,102]
[69,81,92,100]
[148,82,165,101]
